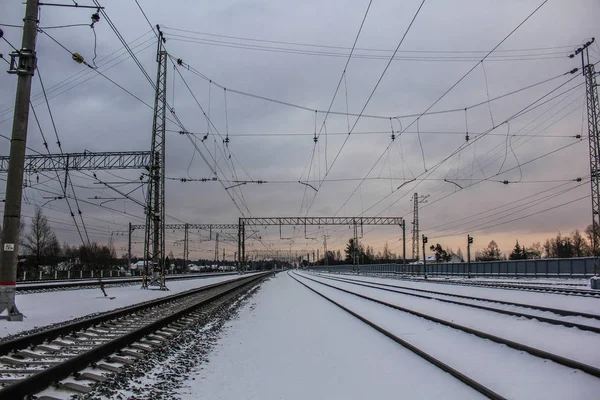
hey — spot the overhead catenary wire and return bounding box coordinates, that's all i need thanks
[36,65,91,246]
[305,0,427,215]
[161,26,578,56]
[319,68,585,247]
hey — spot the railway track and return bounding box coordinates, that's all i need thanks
[291,272,600,384]
[0,272,271,399]
[312,273,600,329]
[373,274,600,297]
[288,272,505,399]
[15,272,243,293]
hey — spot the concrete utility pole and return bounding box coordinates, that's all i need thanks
[0,0,39,321]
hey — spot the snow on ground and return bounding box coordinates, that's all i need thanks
[317,273,600,315]
[316,273,600,329]
[0,273,256,339]
[292,272,600,400]
[301,272,600,369]
[178,272,485,400]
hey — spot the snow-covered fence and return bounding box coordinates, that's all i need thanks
[310,257,596,278]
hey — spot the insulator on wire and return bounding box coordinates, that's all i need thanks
[91,12,100,25]
[502,180,509,185]
[72,53,84,64]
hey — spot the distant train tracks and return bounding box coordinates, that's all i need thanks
[331,272,600,297]
[15,272,241,293]
[411,276,600,297]
[291,271,600,399]
[310,273,600,333]
[0,272,271,399]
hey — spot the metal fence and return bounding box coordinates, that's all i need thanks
[309,257,597,278]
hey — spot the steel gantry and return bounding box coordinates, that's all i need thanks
[0,151,151,173]
[238,217,406,271]
[126,223,239,272]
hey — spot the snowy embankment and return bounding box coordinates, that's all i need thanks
[0,274,253,339]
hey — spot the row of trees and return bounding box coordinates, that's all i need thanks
[475,226,596,261]
[1,207,118,275]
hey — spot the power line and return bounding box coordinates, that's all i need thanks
[305,0,427,214]
[161,26,577,55]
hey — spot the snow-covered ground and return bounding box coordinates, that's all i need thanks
[178,272,485,400]
[178,271,600,400]
[291,272,600,399]
[301,272,600,369]
[0,273,254,339]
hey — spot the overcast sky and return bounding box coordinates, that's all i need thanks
[1,0,600,260]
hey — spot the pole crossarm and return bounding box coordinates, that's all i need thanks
[0,151,152,173]
[240,217,403,226]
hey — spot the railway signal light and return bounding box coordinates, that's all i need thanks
[468,235,474,244]
[422,235,428,244]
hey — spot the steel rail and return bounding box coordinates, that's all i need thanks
[389,275,600,297]
[15,272,240,292]
[314,273,600,320]
[288,272,506,400]
[309,273,600,334]
[0,273,265,355]
[294,272,600,379]
[0,272,270,398]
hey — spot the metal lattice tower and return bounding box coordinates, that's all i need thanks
[412,193,429,261]
[576,38,600,274]
[353,222,359,265]
[412,193,419,260]
[143,28,167,289]
[183,223,189,269]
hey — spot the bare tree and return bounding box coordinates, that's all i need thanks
[571,229,591,257]
[22,207,60,271]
